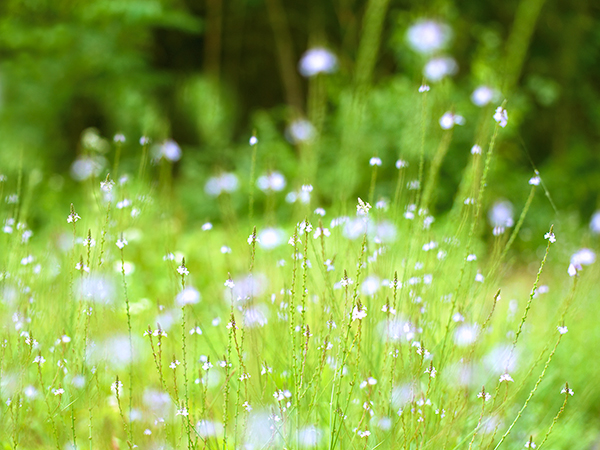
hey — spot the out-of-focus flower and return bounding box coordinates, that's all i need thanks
[406,20,451,54]
[424,57,458,82]
[298,48,338,77]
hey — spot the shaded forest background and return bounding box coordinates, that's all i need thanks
[0,0,599,228]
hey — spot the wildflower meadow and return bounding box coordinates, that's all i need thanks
[1,1,600,449]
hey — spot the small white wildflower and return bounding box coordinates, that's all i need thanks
[477,391,492,402]
[220,246,232,254]
[557,325,568,335]
[243,401,253,411]
[176,407,189,417]
[424,366,437,378]
[114,133,126,143]
[140,136,151,145]
[471,144,482,155]
[298,48,338,77]
[544,231,556,243]
[418,84,430,93]
[467,254,477,261]
[499,373,514,383]
[357,198,371,216]
[471,86,496,106]
[493,106,508,128]
[111,380,123,394]
[33,355,46,365]
[202,222,213,231]
[224,278,235,289]
[52,388,65,396]
[247,233,259,245]
[525,440,536,448]
[100,180,115,193]
[369,157,382,166]
[561,386,574,396]
[177,264,189,275]
[396,159,408,169]
[352,304,367,321]
[439,111,465,130]
[169,360,180,369]
[249,136,258,146]
[116,237,128,249]
[67,211,81,223]
[475,273,484,283]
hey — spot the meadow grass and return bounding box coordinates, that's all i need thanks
[1,106,599,450]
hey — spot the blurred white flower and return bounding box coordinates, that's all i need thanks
[286,119,316,144]
[154,139,182,162]
[205,173,239,196]
[488,200,514,228]
[298,48,338,77]
[423,57,458,82]
[493,107,508,127]
[568,248,595,276]
[176,287,201,306]
[471,86,496,107]
[258,228,285,250]
[406,20,451,54]
[439,112,465,129]
[590,210,600,234]
[257,172,286,192]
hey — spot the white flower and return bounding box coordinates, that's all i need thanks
[544,232,556,243]
[439,112,465,130]
[406,20,451,54]
[423,57,458,82]
[568,248,596,276]
[286,119,315,144]
[561,386,574,396]
[116,237,128,249]
[396,159,408,169]
[471,86,496,107]
[247,233,259,245]
[257,172,286,192]
[493,107,508,127]
[204,173,239,196]
[156,139,181,162]
[176,407,189,417]
[590,210,600,234]
[33,355,46,365]
[298,48,338,77]
[67,211,81,223]
[525,441,536,448]
[557,325,568,335]
[424,366,437,378]
[177,265,189,275]
[499,373,514,382]
[529,175,541,185]
[418,84,430,93]
[471,144,482,155]
[352,305,367,321]
[369,157,382,166]
[357,198,371,216]
[220,246,232,254]
[224,279,235,289]
[170,360,180,369]
[100,180,115,193]
[176,287,201,306]
[114,133,126,143]
[249,136,258,146]
[477,391,492,401]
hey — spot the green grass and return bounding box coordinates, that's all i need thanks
[1,114,599,450]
